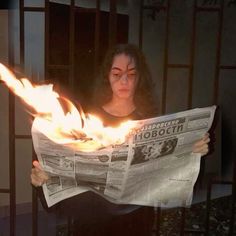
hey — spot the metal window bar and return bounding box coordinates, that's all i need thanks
[109,0,117,48]
[19,1,46,236]
[162,0,170,115]
[67,1,76,231]
[32,150,38,236]
[9,6,16,236]
[212,0,224,105]
[45,0,49,82]
[94,0,101,73]
[139,0,144,49]
[9,92,16,236]
[0,3,32,236]
[69,0,75,91]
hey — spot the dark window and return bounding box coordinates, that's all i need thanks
[47,2,129,108]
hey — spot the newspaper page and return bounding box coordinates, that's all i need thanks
[32,106,216,208]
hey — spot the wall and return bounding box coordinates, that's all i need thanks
[129,0,235,177]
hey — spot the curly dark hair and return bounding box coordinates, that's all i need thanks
[93,44,158,117]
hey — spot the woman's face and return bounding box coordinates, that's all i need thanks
[109,53,138,101]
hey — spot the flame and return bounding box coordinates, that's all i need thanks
[0,63,135,151]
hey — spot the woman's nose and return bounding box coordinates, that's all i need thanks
[120,74,128,84]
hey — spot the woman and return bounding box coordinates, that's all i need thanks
[90,43,158,125]
[31,44,210,235]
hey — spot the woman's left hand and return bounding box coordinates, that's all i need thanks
[192,133,210,156]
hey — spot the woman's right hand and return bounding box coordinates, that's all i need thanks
[31,160,49,187]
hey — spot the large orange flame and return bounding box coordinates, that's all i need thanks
[0,63,135,151]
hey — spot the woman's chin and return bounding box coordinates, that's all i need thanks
[115,91,132,99]
[117,94,132,100]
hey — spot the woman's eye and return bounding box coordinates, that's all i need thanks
[112,73,121,78]
[128,73,136,78]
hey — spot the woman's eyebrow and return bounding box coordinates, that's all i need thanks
[127,67,136,71]
[111,67,122,71]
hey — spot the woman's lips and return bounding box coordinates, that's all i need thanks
[118,88,129,92]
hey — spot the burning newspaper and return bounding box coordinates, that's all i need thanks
[32,106,216,208]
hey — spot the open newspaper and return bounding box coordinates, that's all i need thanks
[32,106,216,208]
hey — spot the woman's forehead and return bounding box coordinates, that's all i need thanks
[112,54,136,69]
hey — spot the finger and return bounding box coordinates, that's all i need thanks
[194,143,208,151]
[203,133,210,142]
[193,140,209,151]
[200,137,210,145]
[193,145,209,154]
[32,160,43,170]
[194,137,210,148]
[205,137,210,143]
[203,132,209,139]
[36,171,49,182]
[31,174,43,187]
[32,161,49,179]
[32,170,49,186]
[31,170,44,184]
[31,167,49,182]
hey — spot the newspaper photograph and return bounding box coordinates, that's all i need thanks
[32,106,216,208]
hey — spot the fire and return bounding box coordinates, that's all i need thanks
[0,63,135,151]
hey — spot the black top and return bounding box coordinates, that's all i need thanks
[89,106,144,127]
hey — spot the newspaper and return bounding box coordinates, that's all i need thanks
[32,106,216,208]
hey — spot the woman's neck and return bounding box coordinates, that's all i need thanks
[102,98,136,117]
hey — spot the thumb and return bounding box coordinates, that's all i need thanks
[32,160,43,170]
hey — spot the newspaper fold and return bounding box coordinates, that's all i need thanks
[32,106,216,208]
